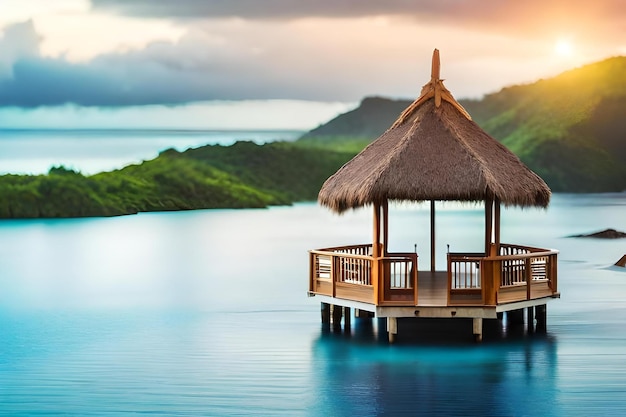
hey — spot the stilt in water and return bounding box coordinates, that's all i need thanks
[332,304,343,327]
[387,317,397,343]
[473,317,483,342]
[507,309,524,326]
[344,307,351,329]
[536,304,547,333]
[321,302,331,324]
[527,307,535,333]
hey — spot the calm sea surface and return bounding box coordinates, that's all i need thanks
[0,131,625,415]
[0,194,625,416]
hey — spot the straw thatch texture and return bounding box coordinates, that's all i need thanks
[318,98,551,213]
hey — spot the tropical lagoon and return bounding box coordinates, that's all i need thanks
[0,190,625,416]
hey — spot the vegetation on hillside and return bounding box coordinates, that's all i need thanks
[295,97,413,154]
[304,57,626,192]
[0,142,355,218]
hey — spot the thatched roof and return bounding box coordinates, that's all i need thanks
[318,49,551,213]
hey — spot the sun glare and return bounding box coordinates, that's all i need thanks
[554,39,574,57]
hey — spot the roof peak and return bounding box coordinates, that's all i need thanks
[431,48,441,81]
[391,49,471,129]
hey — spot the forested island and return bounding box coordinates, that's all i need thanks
[0,56,624,218]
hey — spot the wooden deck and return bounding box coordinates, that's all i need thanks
[309,242,559,312]
[416,271,448,306]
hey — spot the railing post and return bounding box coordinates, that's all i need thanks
[413,254,419,306]
[494,259,502,304]
[551,254,558,294]
[309,252,316,293]
[332,255,338,298]
[372,257,380,305]
[525,258,531,300]
[446,253,452,306]
[482,259,496,305]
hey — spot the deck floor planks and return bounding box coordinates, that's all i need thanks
[417,271,448,306]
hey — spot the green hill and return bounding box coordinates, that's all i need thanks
[297,96,411,152]
[301,56,626,192]
[0,142,354,218]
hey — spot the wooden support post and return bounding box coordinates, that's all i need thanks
[430,200,436,272]
[485,196,493,256]
[527,307,535,333]
[473,317,483,342]
[332,304,343,327]
[309,252,315,292]
[344,307,351,328]
[508,309,524,326]
[373,203,381,257]
[497,312,504,321]
[355,309,374,319]
[372,204,381,304]
[525,258,532,300]
[382,201,389,256]
[550,255,558,294]
[483,259,495,306]
[536,304,547,333]
[494,199,501,256]
[387,317,397,343]
[321,303,331,324]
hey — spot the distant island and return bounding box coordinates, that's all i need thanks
[0,142,353,218]
[569,228,626,239]
[0,56,624,218]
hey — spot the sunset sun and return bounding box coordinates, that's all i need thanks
[554,39,574,57]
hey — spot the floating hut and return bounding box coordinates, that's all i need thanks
[308,50,559,342]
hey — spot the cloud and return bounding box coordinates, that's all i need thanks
[0,20,40,78]
[90,0,452,20]
[90,0,626,35]
[2,0,624,109]
[0,21,369,107]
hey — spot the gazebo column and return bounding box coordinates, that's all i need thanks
[485,196,501,256]
[430,200,436,272]
[494,198,501,256]
[372,203,381,304]
[373,203,381,257]
[485,196,493,256]
[484,197,501,306]
[382,201,389,256]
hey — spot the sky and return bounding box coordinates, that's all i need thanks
[0,0,624,129]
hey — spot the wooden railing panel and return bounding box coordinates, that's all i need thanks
[380,253,418,304]
[309,245,417,306]
[335,255,372,286]
[336,282,374,303]
[492,245,558,304]
[448,253,485,305]
[449,253,483,290]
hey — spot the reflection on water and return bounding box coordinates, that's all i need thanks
[312,317,559,417]
[0,193,625,415]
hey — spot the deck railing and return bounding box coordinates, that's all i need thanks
[447,252,484,305]
[381,253,418,304]
[309,244,418,305]
[448,253,484,290]
[491,244,558,304]
[446,244,558,306]
[311,242,557,307]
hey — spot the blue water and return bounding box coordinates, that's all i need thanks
[0,194,625,416]
[0,129,301,175]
